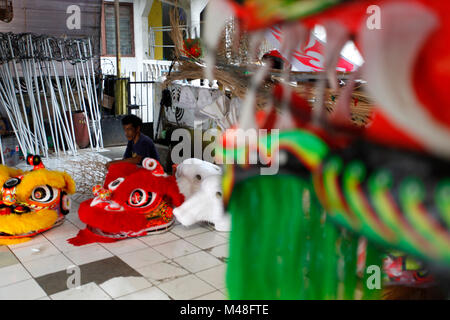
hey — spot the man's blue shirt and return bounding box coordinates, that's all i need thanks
[124,134,160,163]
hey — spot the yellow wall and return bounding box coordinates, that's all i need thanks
[148,0,163,60]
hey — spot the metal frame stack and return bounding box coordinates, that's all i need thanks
[0,32,104,162]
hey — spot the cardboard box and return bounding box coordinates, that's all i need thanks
[1,135,22,167]
[102,94,115,110]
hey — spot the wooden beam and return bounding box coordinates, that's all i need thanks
[114,0,121,77]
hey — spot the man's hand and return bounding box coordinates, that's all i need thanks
[106,160,120,170]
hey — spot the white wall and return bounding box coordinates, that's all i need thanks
[100,0,212,77]
[189,0,208,37]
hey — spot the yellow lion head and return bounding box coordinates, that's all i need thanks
[0,156,75,245]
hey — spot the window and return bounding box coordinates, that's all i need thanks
[0,0,13,23]
[102,2,134,57]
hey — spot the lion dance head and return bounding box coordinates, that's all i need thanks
[0,155,76,245]
[68,158,185,246]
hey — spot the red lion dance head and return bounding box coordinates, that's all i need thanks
[68,159,184,246]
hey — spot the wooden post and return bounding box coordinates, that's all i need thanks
[114,0,127,115]
[114,0,121,78]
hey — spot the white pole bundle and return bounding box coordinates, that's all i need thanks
[0,32,104,161]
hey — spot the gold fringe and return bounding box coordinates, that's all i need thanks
[0,165,23,188]
[0,209,57,236]
[0,237,32,246]
[16,169,75,202]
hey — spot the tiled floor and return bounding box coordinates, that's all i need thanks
[0,198,229,300]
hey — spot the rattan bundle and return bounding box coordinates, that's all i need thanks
[164,4,375,128]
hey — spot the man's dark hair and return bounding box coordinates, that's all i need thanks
[122,115,142,129]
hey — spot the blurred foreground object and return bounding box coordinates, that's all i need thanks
[206,0,450,299]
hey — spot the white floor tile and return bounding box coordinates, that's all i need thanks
[153,239,201,259]
[158,274,215,300]
[174,251,222,273]
[118,247,167,269]
[215,231,230,239]
[195,264,227,289]
[7,234,48,250]
[139,232,180,247]
[0,264,32,287]
[66,214,86,229]
[195,290,227,300]
[50,282,111,300]
[202,222,217,231]
[170,224,210,238]
[137,260,189,285]
[36,296,51,300]
[0,279,46,300]
[43,222,80,241]
[116,286,171,300]
[22,253,74,278]
[99,276,152,299]
[184,231,228,250]
[220,288,228,297]
[207,244,229,259]
[69,201,81,213]
[10,241,60,263]
[100,238,148,255]
[0,247,19,268]
[49,237,96,253]
[64,244,113,265]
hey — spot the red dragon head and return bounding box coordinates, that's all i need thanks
[68,159,184,246]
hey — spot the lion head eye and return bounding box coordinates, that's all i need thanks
[31,185,58,203]
[4,177,21,188]
[108,178,125,191]
[128,189,156,208]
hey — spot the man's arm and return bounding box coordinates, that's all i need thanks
[106,141,134,169]
[106,156,143,170]
[123,141,132,159]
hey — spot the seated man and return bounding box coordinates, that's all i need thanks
[106,115,160,169]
